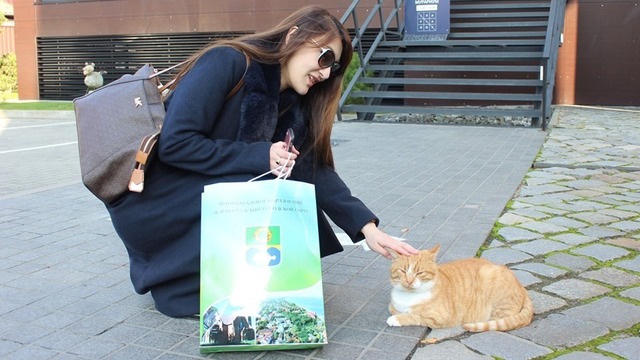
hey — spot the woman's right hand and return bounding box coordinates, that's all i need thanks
[270,141,299,178]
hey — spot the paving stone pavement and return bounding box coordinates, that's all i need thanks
[414,106,640,360]
[1,106,639,360]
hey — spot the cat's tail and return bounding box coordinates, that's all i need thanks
[462,293,533,332]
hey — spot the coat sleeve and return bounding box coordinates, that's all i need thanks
[292,154,378,243]
[158,47,271,176]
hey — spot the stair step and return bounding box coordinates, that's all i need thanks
[352,91,542,102]
[358,78,543,87]
[451,11,550,19]
[341,105,542,118]
[451,21,548,29]
[447,31,547,39]
[367,64,541,73]
[372,51,544,61]
[451,2,551,11]
[381,39,546,48]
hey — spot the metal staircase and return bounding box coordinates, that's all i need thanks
[339,0,566,130]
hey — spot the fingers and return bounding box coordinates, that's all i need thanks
[270,164,294,178]
[274,157,295,168]
[364,237,393,260]
[373,245,393,260]
[271,142,297,162]
[367,236,419,260]
[391,243,419,257]
[270,142,297,174]
[387,248,400,259]
[381,250,394,260]
[271,165,293,179]
[271,157,295,175]
[376,243,401,260]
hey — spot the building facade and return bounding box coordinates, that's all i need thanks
[554,0,639,106]
[12,0,640,106]
[1,0,14,56]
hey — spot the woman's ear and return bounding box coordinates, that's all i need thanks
[285,26,299,44]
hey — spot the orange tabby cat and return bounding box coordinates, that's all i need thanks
[386,244,533,332]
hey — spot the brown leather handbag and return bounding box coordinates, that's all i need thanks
[73,54,249,204]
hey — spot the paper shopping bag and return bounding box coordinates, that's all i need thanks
[199,179,327,353]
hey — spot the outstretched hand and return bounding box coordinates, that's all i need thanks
[361,222,419,260]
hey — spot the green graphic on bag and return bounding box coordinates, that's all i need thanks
[245,226,281,267]
[243,225,320,291]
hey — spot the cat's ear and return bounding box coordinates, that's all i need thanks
[428,244,441,257]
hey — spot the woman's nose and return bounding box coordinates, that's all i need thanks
[319,67,331,80]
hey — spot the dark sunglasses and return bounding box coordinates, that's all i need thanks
[312,39,341,73]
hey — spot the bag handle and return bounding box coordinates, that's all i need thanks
[248,150,294,182]
[249,127,295,182]
[128,52,252,193]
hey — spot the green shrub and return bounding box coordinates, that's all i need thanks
[2,11,20,100]
[342,55,373,105]
[0,53,18,94]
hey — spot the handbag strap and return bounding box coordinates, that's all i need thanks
[157,50,251,98]
[226,51,250,100]
[153,62,186,94]
[151,61,186,79]
[128,51,251,194]
[128,130,161,193]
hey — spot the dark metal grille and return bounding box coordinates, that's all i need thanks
[37,32,249,100]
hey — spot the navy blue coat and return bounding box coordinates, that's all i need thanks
[107,47,377,317]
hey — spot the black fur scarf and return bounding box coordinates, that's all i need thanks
[237,61,308,149]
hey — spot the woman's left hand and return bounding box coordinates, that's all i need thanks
[360,222,419,260]
[270,142,299,178]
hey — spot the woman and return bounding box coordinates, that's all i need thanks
[108,5,418,318]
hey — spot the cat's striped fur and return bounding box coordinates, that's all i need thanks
[386,245,533,332]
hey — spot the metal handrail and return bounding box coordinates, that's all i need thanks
[541,0,567,129]
[543,0,566,59]
[338,0,405,119]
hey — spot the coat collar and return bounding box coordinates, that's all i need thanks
[237,61,307,148]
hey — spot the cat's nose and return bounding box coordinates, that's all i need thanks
[405,276,415,287]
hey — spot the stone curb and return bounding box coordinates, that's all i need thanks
[0,109,75,120]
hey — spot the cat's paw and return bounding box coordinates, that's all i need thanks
[386,315,401,327]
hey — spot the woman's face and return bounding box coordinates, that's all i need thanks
[280,36,343,95]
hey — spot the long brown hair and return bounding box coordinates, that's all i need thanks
[173,6,352,168]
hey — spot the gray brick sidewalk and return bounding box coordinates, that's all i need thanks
[1,106,638,359]
[412,106,640,360]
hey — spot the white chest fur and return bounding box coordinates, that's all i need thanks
[391,281,434,313]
